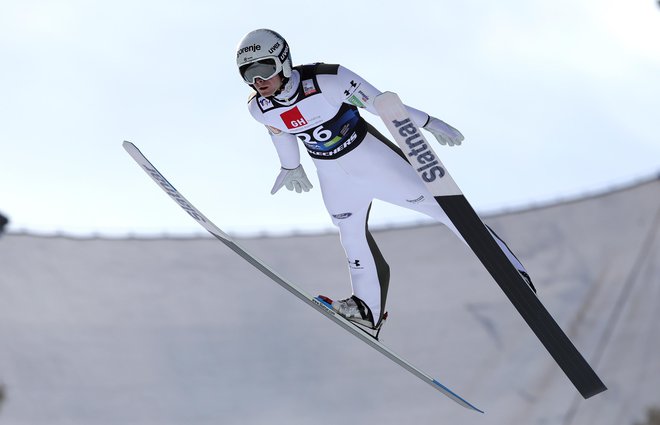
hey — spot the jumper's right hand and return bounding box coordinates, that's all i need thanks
[270,165,313,194]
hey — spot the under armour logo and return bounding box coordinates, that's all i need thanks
[348,259,362,269]
[344,80,359,97]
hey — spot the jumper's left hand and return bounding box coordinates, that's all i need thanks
[423,117,464,147]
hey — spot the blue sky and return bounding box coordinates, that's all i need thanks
[1,0,659,236]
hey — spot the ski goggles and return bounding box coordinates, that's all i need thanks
[239,58,281,84]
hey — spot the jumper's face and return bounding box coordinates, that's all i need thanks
[252,74,283,98]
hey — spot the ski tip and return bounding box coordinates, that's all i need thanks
[373,91,400,108]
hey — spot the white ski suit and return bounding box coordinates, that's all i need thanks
[247,63,528,323]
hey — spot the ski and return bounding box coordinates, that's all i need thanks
[122,141,483,413]
[373,92,607,399]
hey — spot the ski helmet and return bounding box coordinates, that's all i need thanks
[236,29,292,84]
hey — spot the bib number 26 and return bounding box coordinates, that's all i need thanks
[296,125,333,144]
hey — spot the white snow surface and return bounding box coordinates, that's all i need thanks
[0,177,659,425]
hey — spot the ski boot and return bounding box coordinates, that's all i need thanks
[519,270,537,293]
[316,295,388,340]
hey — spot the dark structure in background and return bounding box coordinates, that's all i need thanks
[0,382,5,414]
[0,213,8,235]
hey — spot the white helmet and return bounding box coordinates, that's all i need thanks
[236,29,292,84]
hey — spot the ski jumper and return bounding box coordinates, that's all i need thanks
[247,63,528,323]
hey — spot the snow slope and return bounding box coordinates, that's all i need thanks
[0,176,658,425]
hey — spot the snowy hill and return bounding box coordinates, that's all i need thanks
[0,176,658,425]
